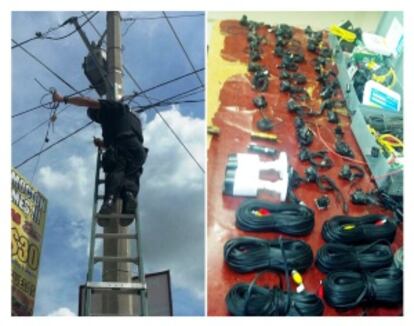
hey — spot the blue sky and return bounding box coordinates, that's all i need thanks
[12,11,205,316]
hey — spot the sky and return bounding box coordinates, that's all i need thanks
[11,11,205,316]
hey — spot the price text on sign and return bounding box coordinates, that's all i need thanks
[12,227,40,271]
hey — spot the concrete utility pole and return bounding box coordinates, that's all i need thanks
[102,11,134,315]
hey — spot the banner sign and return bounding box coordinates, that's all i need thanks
[11,168,48,316]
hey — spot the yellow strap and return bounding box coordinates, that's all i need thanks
[329,25,357,43]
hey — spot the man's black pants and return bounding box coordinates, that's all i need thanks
[102,137,147,199]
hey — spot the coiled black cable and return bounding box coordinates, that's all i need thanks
[323,267,403,309]
[316,241,393,273]
[322,214,396,244]
[224,237,313,273]
[226,282,324,316]
[235,199,315,235]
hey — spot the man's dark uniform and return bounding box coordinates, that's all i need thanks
[87,100,147,226]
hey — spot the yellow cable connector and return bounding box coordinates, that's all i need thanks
[342,224,356,231]
[291,269,303,285]
[329,25,357,43]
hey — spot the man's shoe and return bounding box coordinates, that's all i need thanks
[120,192,137,226]
[97,195,116,227]
[122,192,137,215]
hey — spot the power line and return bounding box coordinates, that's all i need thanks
[153,107,205,173]
[14,84,204,169]
[121,13,204,22]
[161,87,204,102]
[121,13,205,38]
[134,85,204,112]
[12,67,203,119]
[14,85,204,169]
[12,105,70,144]
[130,86,203,109]
[15,121,93,169]
[155,99,204,107]
[41,12,100,41]
[12,12,99,49]
[12,87,91,118]
[12,39,78,92]
[81,11,102,37]
[123,67,204,102]
[12,89,93,144]
[125,68,205,173]
[161,11,204,88]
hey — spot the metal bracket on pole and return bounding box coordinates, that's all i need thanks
[68,17,113,94]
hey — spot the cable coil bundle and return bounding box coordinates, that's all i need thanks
[236,199,315,235]
[226,282,324,316]
[323,267,403,309]
[224,237,313,273]
[322,214,396,244]
[316,241,393,273]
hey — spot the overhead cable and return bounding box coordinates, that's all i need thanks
[123,67,204,102]
[15,121,93,169]
[12,87,91,118]
[124,64,205,173]
[134,85,204,112]
[121,13,204,22]
[12,39,78,92]
[12,12,99,49]
[162,11,204,88]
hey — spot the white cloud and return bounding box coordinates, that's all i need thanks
[36,166,73,190]
[139,108,205,300]
[37,153,96,250]
[37,153,96,219]
[48,307,76,316]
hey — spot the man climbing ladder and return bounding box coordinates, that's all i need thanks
[53,91,148,226]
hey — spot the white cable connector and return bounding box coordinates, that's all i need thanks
[227,152,288,176]
[223,152,289,200]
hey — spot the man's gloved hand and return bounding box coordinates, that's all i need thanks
[93,137,105,148]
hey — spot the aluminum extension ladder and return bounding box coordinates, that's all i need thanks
[83,148,148,316]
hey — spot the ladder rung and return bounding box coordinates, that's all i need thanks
[95,233,137,239]
[94,256,139,264]
[86,281,146,291]
[97,195,105,200]
[95,213,135,220]
[98,179,105,184]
